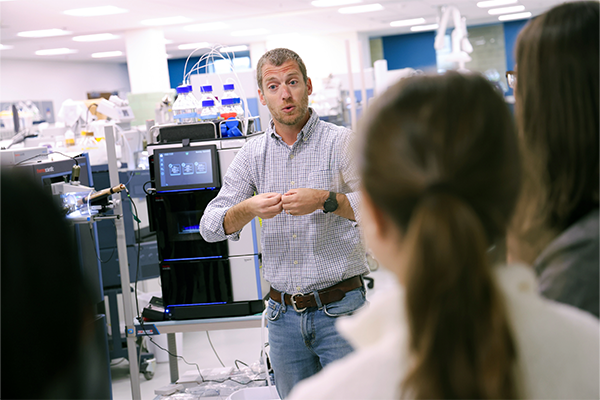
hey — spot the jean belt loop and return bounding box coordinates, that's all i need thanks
[313,290,323,310]
[280,293,287,312]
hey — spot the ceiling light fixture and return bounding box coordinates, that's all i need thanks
[410,23,439,32]
[141,16,192,26]
[92,51,123,58]
[390,17,426,27]
[231,28,269,37]
[64,6,128,17]
[488,5,525,15]
[178,42,212,50]
[35,48,78,56]
[338,3,383,14]
[183,22,229,32]
[0,44,14,50]
[220,45,249,53]
[477,0,517,7]
[498,11,532,21]
[73,33,119,42]
[17,28,72,38]
[311,0,361,7]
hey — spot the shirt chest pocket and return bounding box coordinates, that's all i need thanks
[307,170,332,191]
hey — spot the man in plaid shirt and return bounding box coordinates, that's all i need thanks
[200,48,368,398]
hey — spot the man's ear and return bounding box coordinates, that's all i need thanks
[258,88,266,106]
[307,77,313,96]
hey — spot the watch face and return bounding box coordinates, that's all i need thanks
[324,192,338,212]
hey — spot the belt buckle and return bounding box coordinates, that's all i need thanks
[291,293,307,313]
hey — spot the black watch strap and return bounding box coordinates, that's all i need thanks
[323,191,338,213]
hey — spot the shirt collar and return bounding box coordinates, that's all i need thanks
[269,108,320,144]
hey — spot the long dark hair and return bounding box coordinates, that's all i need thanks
[359,72,520,399]
[511,1,599,260]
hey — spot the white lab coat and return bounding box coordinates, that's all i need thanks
[288,264,600,400]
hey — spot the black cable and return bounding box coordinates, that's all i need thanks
[234,359,249,370]
[88,223,116,263]
[142,180,153,195]
[50,150,79,165]
[206,331,225,367]
[14,152,48,166]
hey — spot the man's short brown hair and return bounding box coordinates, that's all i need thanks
[256,48,308,91]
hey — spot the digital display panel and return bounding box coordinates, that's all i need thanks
[153,145,220,192]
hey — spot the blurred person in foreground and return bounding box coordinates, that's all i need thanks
[1,167,108,399]
[507,1,599,318]
[287,72,599,400]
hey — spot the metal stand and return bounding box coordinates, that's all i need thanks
[104,124,142,400]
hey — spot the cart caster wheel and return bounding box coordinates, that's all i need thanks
[144,371,154,380]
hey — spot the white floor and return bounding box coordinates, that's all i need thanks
[110,267,396,400]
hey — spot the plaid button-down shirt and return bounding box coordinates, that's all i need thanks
[200,109,368,294]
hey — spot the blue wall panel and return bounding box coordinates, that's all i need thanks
[503,19,530,71]
[381,31,437,71]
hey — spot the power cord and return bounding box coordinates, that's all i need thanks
[206,331,225,367]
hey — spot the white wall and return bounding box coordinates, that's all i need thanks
[265,31,370,81]
[0,59,131,111]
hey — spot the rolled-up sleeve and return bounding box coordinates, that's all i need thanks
[199,144,256,242]
[340,133,361,226]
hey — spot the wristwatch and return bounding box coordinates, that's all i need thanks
[323,191,338,213]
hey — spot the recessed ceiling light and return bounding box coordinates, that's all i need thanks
[140,16,192,26]
[231,28,269,37]
[178,42,212,50]
[410,23,439,32]
[489,5,525,15]
[477,0,517,7]
[220,45,249,53]
[390,18,426,27]
[498,11,532,21]
[163,39,174,45]
[0,44,14,50]
[311,0,361,7]
[338,3,383,14]
[35,48,78,56]
[92,51,123,58]
[183,22,229,32]
[17,28,72,38]
[73,33,119,42]
[64,6,128,17]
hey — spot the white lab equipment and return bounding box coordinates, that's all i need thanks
[96,97,135,123]
[434,6,473,71]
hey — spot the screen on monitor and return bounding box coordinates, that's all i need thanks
[153,145,220,192]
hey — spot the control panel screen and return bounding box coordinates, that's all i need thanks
[153,145,220,192]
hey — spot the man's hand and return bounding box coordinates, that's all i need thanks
[282,188,327,216]
[224,192,282,235]
[248,192,283,219]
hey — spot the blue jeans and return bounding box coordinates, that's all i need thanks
[266,287,367,399]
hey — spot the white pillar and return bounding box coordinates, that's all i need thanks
[124,28,170,93]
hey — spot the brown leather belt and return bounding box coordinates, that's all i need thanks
[269,276,363,312]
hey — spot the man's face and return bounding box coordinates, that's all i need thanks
[258,60,313,129]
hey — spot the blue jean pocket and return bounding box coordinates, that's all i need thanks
[323,287,366,317]
[266,298,284,321]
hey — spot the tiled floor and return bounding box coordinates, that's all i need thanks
[110,267,395,399]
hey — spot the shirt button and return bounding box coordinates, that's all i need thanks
[296,286,301,291]
[290,154,294,159]
[293,260,298,265]
[290,181,295,186]
[292,234,297,238]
